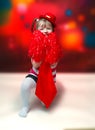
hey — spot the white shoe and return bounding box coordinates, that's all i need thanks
[19,107,29,117]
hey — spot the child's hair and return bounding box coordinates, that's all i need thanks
[31,18,39,32]
[31,18,55,32]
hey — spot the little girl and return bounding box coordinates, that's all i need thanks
[19,13,62,117]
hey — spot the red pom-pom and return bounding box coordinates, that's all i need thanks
[28,31,62,64]
[45,32,62,64]
[28,30,45,62]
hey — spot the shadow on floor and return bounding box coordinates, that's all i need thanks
[28,80,65,112]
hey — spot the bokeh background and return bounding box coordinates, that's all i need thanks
[0,0,95,72]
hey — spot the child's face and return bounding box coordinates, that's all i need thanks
[37,19,53,35]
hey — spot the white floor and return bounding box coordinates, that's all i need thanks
[0,73,95,130]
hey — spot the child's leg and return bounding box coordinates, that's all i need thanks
[19,76,37,117]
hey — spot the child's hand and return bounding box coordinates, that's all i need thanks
[31,58,41,68]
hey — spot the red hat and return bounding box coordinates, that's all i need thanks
[39,13,56,27]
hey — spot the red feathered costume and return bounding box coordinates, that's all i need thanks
[28,30,62,108]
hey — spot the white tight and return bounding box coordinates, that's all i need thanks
[19,77,36,117]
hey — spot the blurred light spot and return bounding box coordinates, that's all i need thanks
[84,32,95,48]
[20,15,25,20]
[8,43,15,50]
[17,3,27,13]
[65,9,73,16]
[0,0,12,10]
[77,14,85,22]
[8,37,15,50]
[0,0,11,25]
[82,26,88,32]
[25,23,30,29]
[60,29,83,50]
[12,0,35,7]
[0,10,11,25]
[64,21,77,30]
[90,8,95,15]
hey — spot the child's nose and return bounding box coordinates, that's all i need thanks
[44,28,48,33]
[44,28,47,31]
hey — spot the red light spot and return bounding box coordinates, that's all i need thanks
[8,42,15,50]
[77,14,85,22]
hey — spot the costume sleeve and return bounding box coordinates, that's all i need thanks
[45,32,62,65]
[28,30,45,62]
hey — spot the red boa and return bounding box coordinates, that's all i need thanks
[28,30,62,108]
